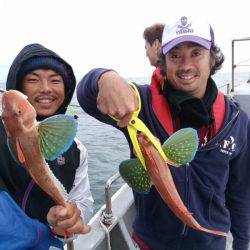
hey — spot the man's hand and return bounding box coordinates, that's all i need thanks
[47,202,90,237]
[97,71,138,127]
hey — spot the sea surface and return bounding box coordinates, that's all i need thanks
[0,72,249,214]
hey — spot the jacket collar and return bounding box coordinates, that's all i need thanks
[150,68,225,135]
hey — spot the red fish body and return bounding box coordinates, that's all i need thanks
[137,133,227,237]
[2,90,68,206]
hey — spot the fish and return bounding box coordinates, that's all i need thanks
[136,132,227,237]
[119,128,199,193]
[1,90,77,207]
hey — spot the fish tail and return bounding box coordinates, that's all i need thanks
[197,226,228,237]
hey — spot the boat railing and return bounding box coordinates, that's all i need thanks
[218,82,230,95]
[66,172,122,250]
[231,37,250,92]
[102,172,121,225]
[66,241,74,250]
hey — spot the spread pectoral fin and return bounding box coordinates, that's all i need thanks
[38,114,78,161]
[119,158,151,193]
[162,128,199,165]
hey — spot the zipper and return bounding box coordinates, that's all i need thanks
[180,112,239,235]
[181,163,189,236]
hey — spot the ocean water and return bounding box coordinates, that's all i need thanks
[0,71,249,214]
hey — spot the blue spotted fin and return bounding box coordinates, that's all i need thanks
[162,128,198,166]
[119,158,151,193]
[38,114,77,161]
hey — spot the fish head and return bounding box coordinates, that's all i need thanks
[137,132,162,181]
[137,132,152,149]
[137,133,156,165]
[2,90,36,136]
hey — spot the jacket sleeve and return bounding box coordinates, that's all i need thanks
[68,138,94,224]
[226,122,250,250]
[76,68,128,129]
[76,68,107,115]
[77,68,111,119]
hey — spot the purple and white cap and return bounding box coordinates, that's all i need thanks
[162,16,214,55]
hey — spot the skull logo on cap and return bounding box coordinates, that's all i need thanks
[181,16,187,26]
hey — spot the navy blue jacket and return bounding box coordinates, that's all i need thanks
[77,68,250,250]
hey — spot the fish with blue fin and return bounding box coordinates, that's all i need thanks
[119,128,227,236]
[119,128,198,193]
[1,90,77,206]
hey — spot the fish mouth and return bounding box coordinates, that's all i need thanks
[137,133,151,148]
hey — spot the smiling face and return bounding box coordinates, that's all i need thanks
[21,69,65,117]
[165,42,213,99]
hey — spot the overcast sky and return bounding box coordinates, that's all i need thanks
[0,0,250,79]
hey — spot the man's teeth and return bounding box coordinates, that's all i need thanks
[179,75,194,80]
[38,99,53,103]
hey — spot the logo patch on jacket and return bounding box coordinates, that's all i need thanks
[57,155,65,165]
[220,136,236,156]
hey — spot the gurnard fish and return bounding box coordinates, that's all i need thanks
[119,128,199,194]
[1,90,77,206]
[136,132,227,237]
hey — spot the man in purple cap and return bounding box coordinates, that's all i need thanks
[77,16,250,250]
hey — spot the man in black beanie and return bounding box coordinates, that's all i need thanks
[0,44,93,245]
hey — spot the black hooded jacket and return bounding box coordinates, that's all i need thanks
[0,44,79,223]
[6,43,76,116]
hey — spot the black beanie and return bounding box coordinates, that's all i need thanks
[17,56,70,91]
